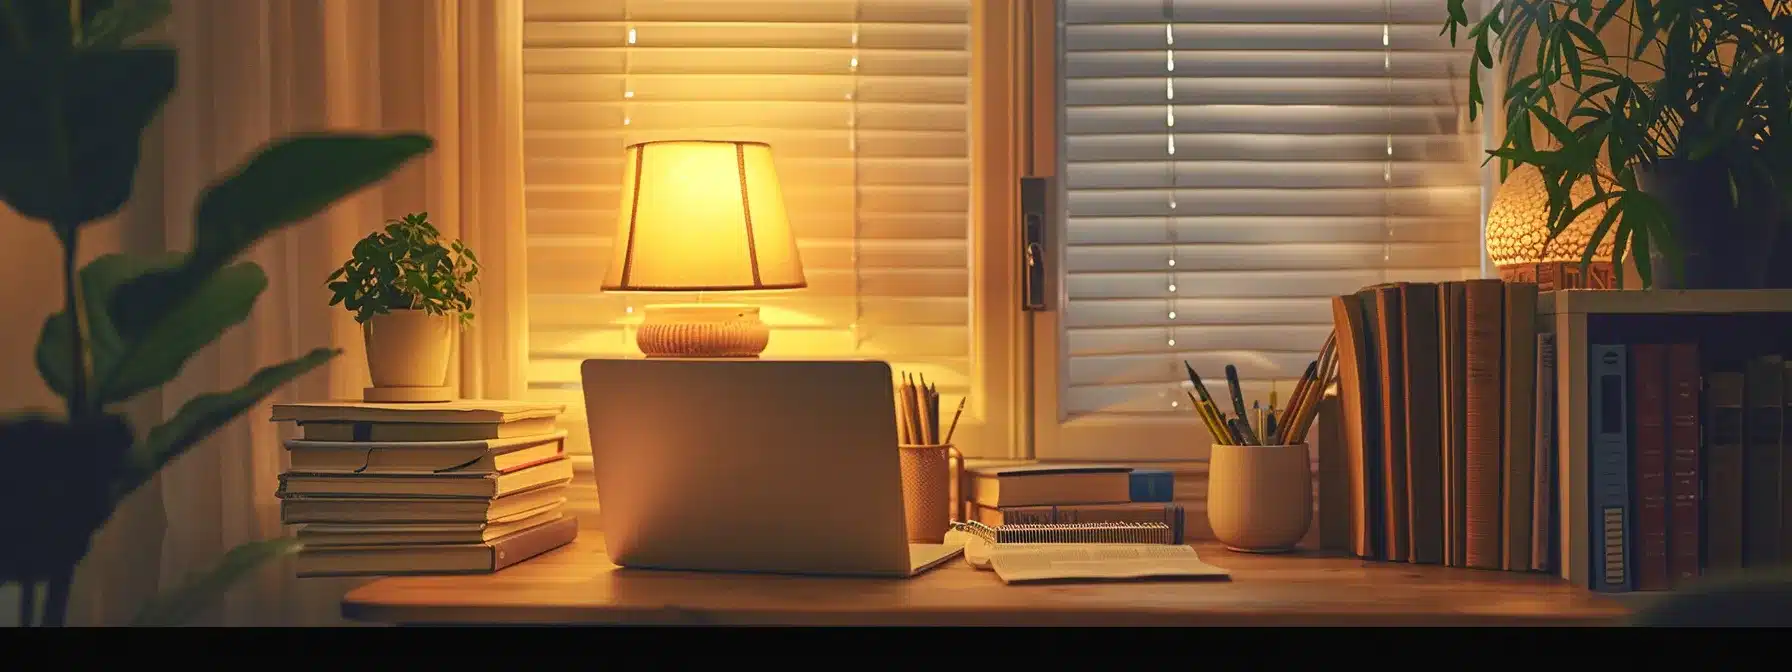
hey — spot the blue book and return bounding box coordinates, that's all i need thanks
[1129,469,1174,502]
[1588,344,1633,593]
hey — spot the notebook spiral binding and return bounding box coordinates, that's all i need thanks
[950,520,1174,545]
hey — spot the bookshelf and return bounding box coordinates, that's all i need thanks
[1542,289,1792,591]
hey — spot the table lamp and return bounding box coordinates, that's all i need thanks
[1484,163,1617,289]
[603,140,806,358]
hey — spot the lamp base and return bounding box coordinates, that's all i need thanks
[635,303,770,358]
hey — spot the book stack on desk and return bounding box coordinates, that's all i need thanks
[270,400,579,577]
[966,464,1184,543]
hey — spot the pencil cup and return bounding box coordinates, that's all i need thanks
[1206,442,1312,554]
[898,443,963,543]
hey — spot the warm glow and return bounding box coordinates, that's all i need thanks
[603,140,807,291]
[1484,163,1617,268]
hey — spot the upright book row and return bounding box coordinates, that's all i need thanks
[1329,279,1554,572]
[270,400,578,577]
[1585,346,1792,593]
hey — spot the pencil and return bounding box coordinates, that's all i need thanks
[1186,391,1227,444]
[944,397,966,444]
[1224,365,1259,445]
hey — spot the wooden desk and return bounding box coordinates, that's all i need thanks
[341,527,1630,626]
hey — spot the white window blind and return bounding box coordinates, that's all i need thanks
[521,0,973,452]
[1057,0,1484,419]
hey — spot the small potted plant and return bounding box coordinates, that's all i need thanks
[328,212,479,399]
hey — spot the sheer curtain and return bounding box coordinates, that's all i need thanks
[0,0,527,626]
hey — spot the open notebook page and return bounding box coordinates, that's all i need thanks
[987,544,1232,585]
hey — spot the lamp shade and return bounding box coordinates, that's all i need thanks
[603,140,806,291]
[1484,163,1618,267]
[1484,163,1618,289]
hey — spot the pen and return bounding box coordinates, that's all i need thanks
[1224,365,1259,445]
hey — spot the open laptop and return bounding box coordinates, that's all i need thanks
[580,358,963,577]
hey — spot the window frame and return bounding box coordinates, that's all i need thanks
[1018,0,1504,461]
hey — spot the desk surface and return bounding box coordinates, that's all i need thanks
[341,528,1630,626]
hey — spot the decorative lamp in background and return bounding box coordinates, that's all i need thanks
[1484,163,1618,289]
[603,140,806,358]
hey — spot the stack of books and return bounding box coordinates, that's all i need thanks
[1328,279,1551,573]
[270,400,579,577]
[966,464,1184,542]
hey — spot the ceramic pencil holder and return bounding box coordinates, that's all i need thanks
[1206,442,1312,553]
[898,443,964,543]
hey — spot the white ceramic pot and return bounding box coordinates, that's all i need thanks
[363,308,454,388]
[1206,442,1313,553]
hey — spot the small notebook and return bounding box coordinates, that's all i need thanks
[956,520,1174,545]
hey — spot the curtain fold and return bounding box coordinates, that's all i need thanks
[36,0,527,626]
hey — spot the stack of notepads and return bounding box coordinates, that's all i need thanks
[271,400,579,577]
[967,464,1184,543]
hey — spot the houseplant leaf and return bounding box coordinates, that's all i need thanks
[90,261,268,407]
[116,347,339,501]
[129,537,302,626]
[0,46,176,232]
[109,132,433,338]
[33,252,184,401]
[0,412,134,586]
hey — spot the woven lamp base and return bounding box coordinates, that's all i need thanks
[635,303,771,358]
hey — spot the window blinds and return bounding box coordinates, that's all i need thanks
[521,0,973,452]
[1057,0,1485,419]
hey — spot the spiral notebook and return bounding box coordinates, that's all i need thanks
[947,521,1231,585]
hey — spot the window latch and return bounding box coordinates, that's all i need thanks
[1021,176,1048,312]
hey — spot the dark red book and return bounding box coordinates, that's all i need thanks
[1665,344,1702,586]
[1630,344,1670,591]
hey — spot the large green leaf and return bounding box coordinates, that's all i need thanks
[0,412,134,586]
[129,537,302,626]
[0,45,175,231]
[116,347,339,501]
[33,252,183,401]
[94,261,268,407]
[109,132,432,338]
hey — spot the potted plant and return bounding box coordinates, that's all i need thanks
[0,1,432,624]
[327,212,478,397]
[1444,1,1792,289]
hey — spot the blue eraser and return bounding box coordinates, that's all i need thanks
[1129,469,1174,502]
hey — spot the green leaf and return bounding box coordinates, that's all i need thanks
[0,46,176,231]
[34,253,184,403]
[79,0,173,48]
[110,132,433,339]
[129,537,303,626]
[116,347,339,501]
[0,412,134,586]
[91,260,269,407]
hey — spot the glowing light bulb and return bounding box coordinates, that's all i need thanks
[1168,339,1177,346]
[1168,311,1178,320]
[1167,259,1176,267]
[1168,284,1177,292]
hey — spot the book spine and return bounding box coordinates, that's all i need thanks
[1531,332,1557,573]
[1630,344,1670,591]
[1589,344,1632,593]
[1743,356,1784,567]
[1783,361,1792,564]
[1501,283,1538,571]
[1373,286,1409,563]
[1462,279,1504,570]
[1705,372,1747,572]
[1666,344,1701,586]
[491,516,579,571]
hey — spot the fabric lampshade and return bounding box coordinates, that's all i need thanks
[602,140,807,291]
